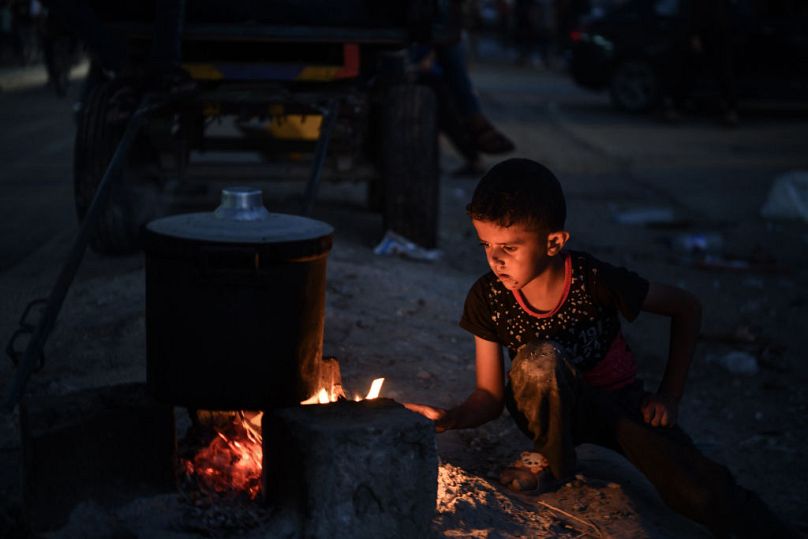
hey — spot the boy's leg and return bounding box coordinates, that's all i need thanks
[419,72,481,167]
[505,340,581,480]
[604,385,794,538]
[433,39,481,118]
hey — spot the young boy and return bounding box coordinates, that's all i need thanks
[406,158,793,538]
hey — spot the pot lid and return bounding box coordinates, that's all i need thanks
[145,187,333,247]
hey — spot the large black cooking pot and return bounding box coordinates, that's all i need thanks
[144,187,333,410]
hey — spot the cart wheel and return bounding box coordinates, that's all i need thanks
[366,171,384,212]
[74,79,163,254]
[380,84,439,249]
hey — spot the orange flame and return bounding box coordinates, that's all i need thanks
[365,377,384,399]
[301,377,385,405]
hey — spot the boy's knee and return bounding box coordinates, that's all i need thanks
[510,340,568,388]
[514,340,566,368]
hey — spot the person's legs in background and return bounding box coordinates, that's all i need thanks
[434,39,515,156]
[147,0,194,94]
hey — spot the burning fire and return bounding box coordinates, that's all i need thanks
[182,378,385,499]
[182,411,264,500]
[300,377,385,404]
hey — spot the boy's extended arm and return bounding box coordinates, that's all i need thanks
[405,336,505,432]
[640,281,703,427]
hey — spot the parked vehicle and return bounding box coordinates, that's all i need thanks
[67,1,454,254]
[568,0,808,113]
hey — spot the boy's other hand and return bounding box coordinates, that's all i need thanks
[403,402,450,432]
[641,393,680,428]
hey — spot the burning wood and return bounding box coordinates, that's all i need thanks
[301,377,385,404]
[365,377,384,400]
[181,411,263,501]
[180,377,386,503]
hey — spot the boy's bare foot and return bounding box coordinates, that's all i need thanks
[500,466,541,491]
[499,451,561,493]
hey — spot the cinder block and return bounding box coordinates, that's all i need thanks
[20,383,175,532]
[265,399,437,539]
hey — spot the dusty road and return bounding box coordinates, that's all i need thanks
[1,57,807,537]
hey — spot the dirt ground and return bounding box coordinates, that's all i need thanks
[1,60,807,537]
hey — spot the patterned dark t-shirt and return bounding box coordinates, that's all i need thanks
[459,250,650,389]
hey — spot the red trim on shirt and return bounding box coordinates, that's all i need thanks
[512,253,572,319]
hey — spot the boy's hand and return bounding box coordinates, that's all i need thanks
[403,402,450,432]
[641,393,679,428]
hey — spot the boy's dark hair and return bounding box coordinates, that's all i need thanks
[467,158,566,231]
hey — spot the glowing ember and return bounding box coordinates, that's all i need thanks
[182,412,263,500]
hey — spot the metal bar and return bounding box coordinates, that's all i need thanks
[111,23,410,44]
[201,136,316,154]
[301,99,339,216]
[2,96,159,413]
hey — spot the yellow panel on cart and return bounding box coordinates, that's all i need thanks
[267,115,323,141]
[182,64,224,80]
[296,67,341,81]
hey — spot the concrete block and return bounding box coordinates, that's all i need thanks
[20,383,175,532]
[265,399,437,539]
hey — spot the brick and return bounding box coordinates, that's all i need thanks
[20,383,175,532]
[265,399,437,539]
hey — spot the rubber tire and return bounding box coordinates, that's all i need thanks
[380,84,439,249]
[609,59,660,114]
[74,80,160,254]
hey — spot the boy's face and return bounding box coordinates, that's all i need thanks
[473,219,561,291]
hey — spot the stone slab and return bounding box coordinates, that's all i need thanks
[20,382,175,532]
[265,398,437,539]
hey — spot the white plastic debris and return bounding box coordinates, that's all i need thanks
[707,351,759,376]
[760,170,808,222]
[612,207,676,226]
[672,232,723,254]
[373,230,442,262]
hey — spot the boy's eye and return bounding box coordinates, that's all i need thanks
[479,242,489,249]
[503,246,517,253]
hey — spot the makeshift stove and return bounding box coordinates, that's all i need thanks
[145,188,436,535]
[176,374,384,503]
[20,188,436,537]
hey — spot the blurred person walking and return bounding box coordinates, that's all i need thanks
[660,0,738,126]
[688,0,738,126]
[414,35,516,176]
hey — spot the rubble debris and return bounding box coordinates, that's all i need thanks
[707,351,759,375]
[761,170,808,222]
[695,255,784,274]
[671,232,723,255]
[373,230,442,261]
[434,462,577,537]
[611,206,677,226]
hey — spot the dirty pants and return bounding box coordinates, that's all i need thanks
[505,341,792,539]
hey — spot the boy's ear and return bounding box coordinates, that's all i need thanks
[546,230,570,255]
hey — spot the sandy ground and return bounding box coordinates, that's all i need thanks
[1,59,807,537]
